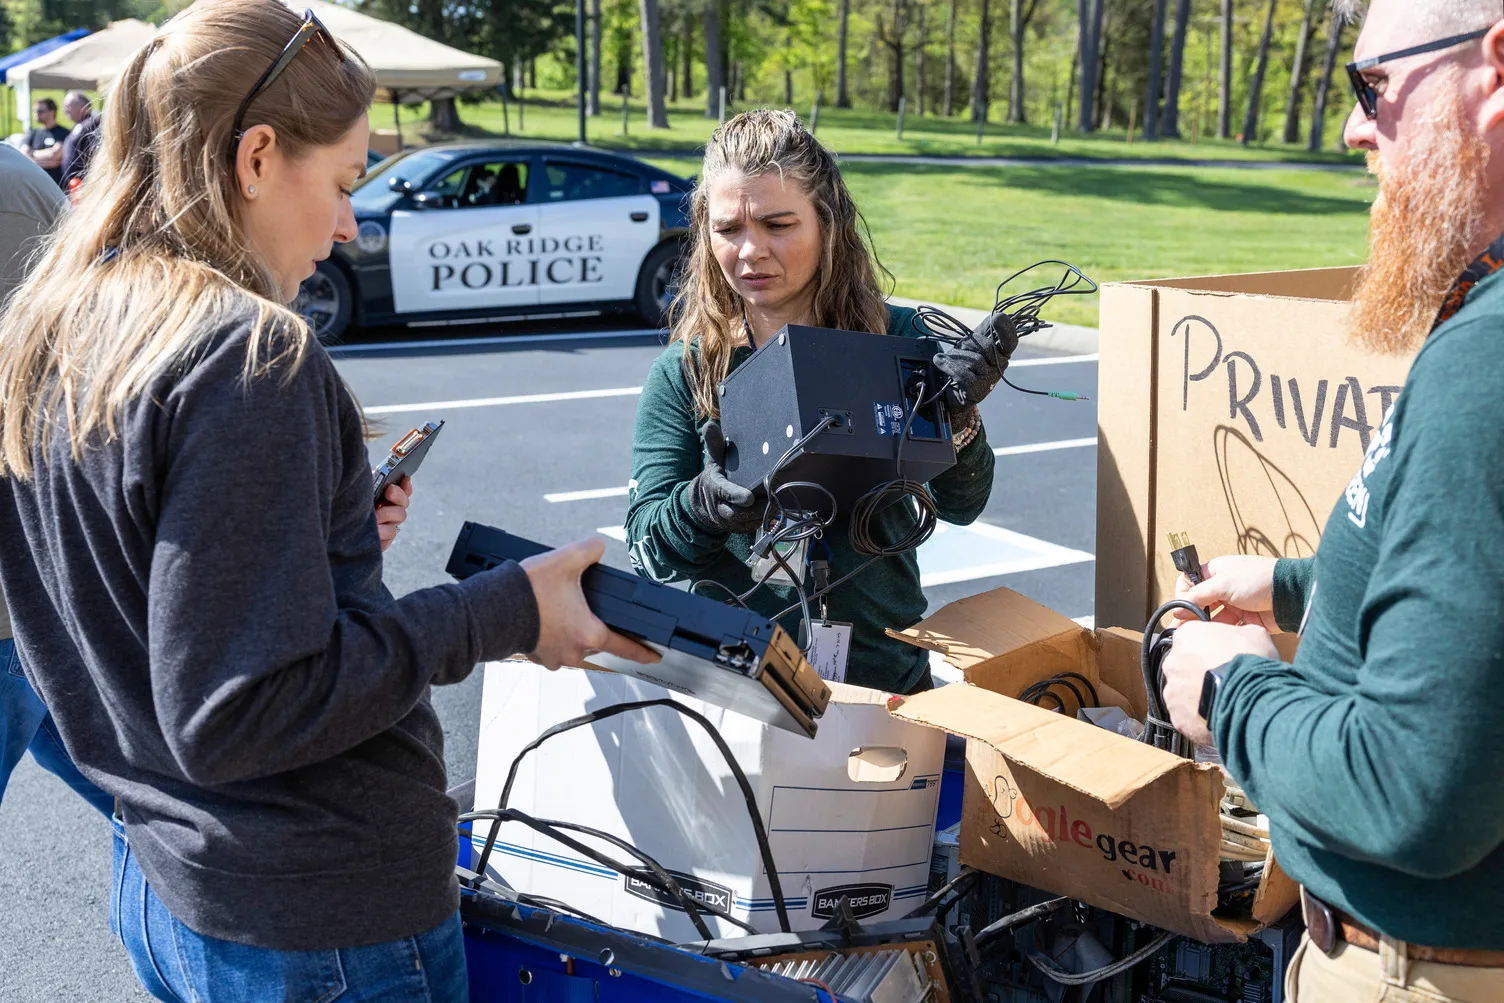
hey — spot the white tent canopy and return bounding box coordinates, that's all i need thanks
[9,19,155,126]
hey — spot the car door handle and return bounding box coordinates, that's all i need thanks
[630,212,650,222]
[512,224,532,235]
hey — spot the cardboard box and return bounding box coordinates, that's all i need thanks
[1096,267,1416,630]
[470,662,945,943]
[886,587,1300,944]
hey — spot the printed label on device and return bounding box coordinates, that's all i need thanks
[873,401,907,437]
[807,621,852,683]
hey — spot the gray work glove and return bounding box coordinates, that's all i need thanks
[932,311,1019,418]
[687,421,765,535]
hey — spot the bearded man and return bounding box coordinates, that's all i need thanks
[1157,1,1504,1000]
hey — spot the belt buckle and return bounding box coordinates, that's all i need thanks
[1301,888,1339,957]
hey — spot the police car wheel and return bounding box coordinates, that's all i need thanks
[295,262,353,344]
[635,241,682,328]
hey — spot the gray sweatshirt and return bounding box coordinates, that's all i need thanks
[0,144,66,642]
[0,307,539,949]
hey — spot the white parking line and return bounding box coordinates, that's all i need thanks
[1010,353,1098,367]
[546,438,1097,503]
[365,386,642,415]
[993,436,1097,457]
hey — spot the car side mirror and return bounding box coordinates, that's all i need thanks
[411,190,447,210]
[388,176,413,194]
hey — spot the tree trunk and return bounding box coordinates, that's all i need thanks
[1218,0,1233,139]
[1093,28,1110,130]
[1160,0,1190,137]
[640,0,669,127]
[915,8,926,115]
[669,34,679,101]
[1308,11,1346,152]
[738,60,747,100]
[1064,27,1080,129]
[682,13,694,99]
[785,67,794,104]
[588,0,603,114]
[703,0,724,117]
[529,59,537,89]
[885,0,908,113]
[836,0,853,107]
[943,0,957,115]
[1077,0,1101,133]
[1282,0,1316,144]
[1007,0,1025,124]
[428,97,461,132]
[1144,0,1167,139]
[971,0,991,122]
[1240,0,1277,145]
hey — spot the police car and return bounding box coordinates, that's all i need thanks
[297,140,694,341]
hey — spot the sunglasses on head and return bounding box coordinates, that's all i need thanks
[228,7,341,161]
[1346,26,1492,120]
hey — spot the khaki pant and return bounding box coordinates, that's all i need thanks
[1286,934,1504,1003]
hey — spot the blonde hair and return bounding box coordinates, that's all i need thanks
[0,0,374,479]
[669,109,892,420]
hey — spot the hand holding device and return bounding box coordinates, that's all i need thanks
[373,420,443,506]
[1173,555,1282,631]
[932,311,1019,416]
[376,475,412,552]
[687,421,764,535]
[521,537,661,671]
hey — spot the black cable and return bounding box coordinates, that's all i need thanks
[1021,679,1086,713]
[904,867,981,920]
[461,808,717,940]
[1140,600,1211,756]
[477,698,792,933]
[972,896,1072,948]
[513,894,612,930]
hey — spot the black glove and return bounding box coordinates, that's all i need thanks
[932,311,1019,417]
[687,421,765,535]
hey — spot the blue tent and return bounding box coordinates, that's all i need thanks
[0,29,91,85]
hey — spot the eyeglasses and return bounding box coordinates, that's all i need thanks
[228,8,341,161]
[1346,27,1492,119]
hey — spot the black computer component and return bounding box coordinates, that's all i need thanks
[446,522,830,737]
[716,325,957,513]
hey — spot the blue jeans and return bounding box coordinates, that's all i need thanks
[110,817,470,1002]
[0,637,113,816]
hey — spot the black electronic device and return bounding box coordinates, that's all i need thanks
[446,522,830,737]
[716,325,956,513]
[372,420,444,504]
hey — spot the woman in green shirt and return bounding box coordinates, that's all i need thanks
[625,109,1014,694]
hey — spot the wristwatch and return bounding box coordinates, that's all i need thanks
[1198,666,1227,723]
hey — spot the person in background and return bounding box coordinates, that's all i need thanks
[0,141,113,818]
[60,90,101,193]
[20,98,69,186]
[1161,1,1504,999]
[625,109,1011,696]
[0,2,654,999]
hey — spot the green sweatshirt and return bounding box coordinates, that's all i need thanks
[1212,268,1504,950]
[625,305,996,694]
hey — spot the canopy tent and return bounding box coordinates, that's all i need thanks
[8,19,155,127]
[0,28,91,85]
[302,0,503,100]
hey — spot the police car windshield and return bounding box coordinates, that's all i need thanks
[352,148,465,212]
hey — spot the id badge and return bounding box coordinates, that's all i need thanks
[806,621,853,683]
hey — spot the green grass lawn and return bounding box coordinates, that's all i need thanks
[635,158,1376,329]
[391,91,1363,166]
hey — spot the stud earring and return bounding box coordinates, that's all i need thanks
[247,185,257,195]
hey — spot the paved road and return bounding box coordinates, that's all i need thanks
[637,149,1366,172]
[0,316,1099,1000]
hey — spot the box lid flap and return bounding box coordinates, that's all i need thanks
[890,683,1194,808]
[889,587,1082,669]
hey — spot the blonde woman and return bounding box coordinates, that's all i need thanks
[626,110,1014,696]
[0,2,651,998]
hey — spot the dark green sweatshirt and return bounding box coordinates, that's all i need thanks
[625,305,995,694]
[1212,268,1504,949]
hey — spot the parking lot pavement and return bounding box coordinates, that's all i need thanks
[0,318,1099,1000]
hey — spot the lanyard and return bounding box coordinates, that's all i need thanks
[1434,232,1504,331]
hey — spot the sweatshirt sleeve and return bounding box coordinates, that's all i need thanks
[929,427,996,525]
[147,330,538,786]
[1212,328,1504,879]
[1271,556,1316,633]
[623,348,730,583]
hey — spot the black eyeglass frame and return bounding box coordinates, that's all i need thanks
[1346,27,1493,120]
[228,8,340,162]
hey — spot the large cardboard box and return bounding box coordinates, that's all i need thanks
[1096,267,1416,630]
[470,662,945,943]
[886,587,1300,944]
